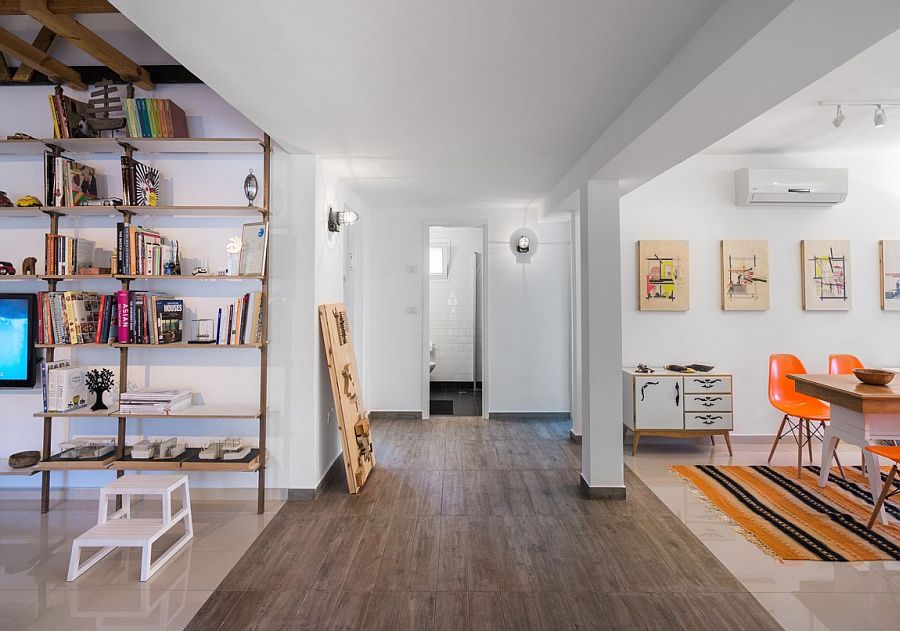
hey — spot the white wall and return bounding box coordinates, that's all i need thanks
[428,226,482,383]
[620,152,900,436]
[365,208,571,414]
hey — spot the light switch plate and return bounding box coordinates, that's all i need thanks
[406,306,418,315]
[406,265,418,274]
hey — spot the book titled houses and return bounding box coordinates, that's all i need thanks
[153,297,183,344]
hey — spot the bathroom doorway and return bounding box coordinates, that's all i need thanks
[423,224,486,418]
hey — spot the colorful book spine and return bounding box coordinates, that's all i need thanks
[117,290,130,343]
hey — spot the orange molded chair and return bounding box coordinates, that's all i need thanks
[767,354,844,479]
[864,445,900,529]
[829,354,863,375]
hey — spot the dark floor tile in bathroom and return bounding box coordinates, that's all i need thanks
[431,400,455,415]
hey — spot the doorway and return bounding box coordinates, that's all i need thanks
[423,225,486,417]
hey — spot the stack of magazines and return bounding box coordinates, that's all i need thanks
[119,389,192,415]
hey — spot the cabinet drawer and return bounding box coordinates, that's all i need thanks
[684,376,731,394]
[684,394,732,412]
[685,413,733,430]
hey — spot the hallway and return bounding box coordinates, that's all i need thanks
[186,417,779,630]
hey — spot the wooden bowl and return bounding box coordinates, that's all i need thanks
[853,368,895,386]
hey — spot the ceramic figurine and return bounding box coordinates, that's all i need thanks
[226,236,242,276]
[0,191,12,207]
[21,257,36,275]
[15,195,41,207]
[0,261,15,276]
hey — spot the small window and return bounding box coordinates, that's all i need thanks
[430,240,449,279]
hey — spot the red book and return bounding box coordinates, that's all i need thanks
[95,294,105,343]
[117,290,130,343]
[168,100,189,138]
[36,292,44,344]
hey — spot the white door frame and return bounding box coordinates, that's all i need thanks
[422,221,489,419]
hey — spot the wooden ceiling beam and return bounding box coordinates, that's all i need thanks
[0,25,85,89]
[0,1,116,14]
[0,50,10,80]
[11,25,55,82]
[21,0,154,89]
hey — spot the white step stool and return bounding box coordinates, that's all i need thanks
[68,474,193,582]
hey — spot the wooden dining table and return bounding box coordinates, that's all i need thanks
[788,373,900,525]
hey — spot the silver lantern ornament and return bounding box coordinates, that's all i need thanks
[243,169,259,207]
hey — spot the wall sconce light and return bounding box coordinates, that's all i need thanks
[516,235,530,253]
[328,205,359,233]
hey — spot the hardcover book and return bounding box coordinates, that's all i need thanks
[133,160,159,207]
[153,297,184,344]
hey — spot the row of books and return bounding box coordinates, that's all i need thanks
[38,291,113,345]
[115,223,179,276]
[216,292,264,345]
[44,235,95,276]
[125,98,189,139]
[44,154,98,207]
[119,389,192,415]
[117,292,184,344]
[40,360,88,412]
[48,94,91,139]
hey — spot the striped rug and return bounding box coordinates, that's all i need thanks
[671,464,900,561]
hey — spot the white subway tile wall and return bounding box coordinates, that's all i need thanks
[429,227,483,382]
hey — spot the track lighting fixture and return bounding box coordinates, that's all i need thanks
[832,105,845,128]
[874,104,887,128]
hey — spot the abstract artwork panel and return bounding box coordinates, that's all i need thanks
[881,240,900,311]
[801,240,851,311]
[637,240,689,311]
[721,240,769,311]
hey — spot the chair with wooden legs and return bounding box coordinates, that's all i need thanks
[767,354,845,479]
[864,445,900,529]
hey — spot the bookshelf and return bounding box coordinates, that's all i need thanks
[2,134,272,514]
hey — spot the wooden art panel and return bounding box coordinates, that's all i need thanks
[721,239,769,311]
[637,240,690,311]
[801,240,851,311]
[319,303,374,494]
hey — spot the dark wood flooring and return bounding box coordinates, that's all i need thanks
[186,417,781,630]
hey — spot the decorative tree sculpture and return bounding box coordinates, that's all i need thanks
[85,368,115,411]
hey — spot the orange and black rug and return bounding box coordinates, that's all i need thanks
[672,464,900,561]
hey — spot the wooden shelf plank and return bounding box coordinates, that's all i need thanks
[115,405,261,419]
[0,464,39,476]
[0,276,43,281]
[38,453,117,470]
[0,207,45,217]
[34,407,119,418]
[113,343,263,349]
[0,138,45,154]
[119,205,267,216]
[181,449,260,471]
[0,137,265,155]
[117,274,264,281]
[36,343,113,348]
[42,274,115,279]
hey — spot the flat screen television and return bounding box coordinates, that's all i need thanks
[0,293,36,388]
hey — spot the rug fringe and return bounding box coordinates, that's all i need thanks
[668,466,785,564]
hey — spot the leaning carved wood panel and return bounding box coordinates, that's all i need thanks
[319,303,374,493]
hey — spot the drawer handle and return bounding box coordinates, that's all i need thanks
[696,378,722,388]
[697,414,723,422]
[698,397,722,402]
[640,381,659,401]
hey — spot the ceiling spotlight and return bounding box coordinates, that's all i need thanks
[874,104,887,128]
[327,205,359,233]
[832,105,845,128]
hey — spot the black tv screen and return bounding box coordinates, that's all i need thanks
[0,293,36,388]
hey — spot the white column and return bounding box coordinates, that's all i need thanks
[569,210,583,442]
[579,180,625,498]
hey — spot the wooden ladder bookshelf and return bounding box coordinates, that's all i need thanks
[1,134,272,515]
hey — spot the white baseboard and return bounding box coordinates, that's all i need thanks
[0,487,288,501]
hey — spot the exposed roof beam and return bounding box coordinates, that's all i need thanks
[11,25,55,83]
[21,0,153,88]
[0,50,10,80]
[0,0,116,14]
[0,25,85,89]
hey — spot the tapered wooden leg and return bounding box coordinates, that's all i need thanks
[768,415,788,464]
[709,435,715,445]
[833,448,846,480]
[632,432,640,456]
[723,432,733,457]
[806,419,814,462]
[867,465,898,530]
[797,419,804,479]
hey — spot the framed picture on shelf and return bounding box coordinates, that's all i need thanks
[239,222,268,275]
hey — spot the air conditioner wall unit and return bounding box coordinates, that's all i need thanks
[734,168,848,206]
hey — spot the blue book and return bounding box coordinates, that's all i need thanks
[215,308,222,345]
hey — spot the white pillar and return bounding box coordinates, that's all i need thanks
[579,180,624,498]
[569,210,582,442]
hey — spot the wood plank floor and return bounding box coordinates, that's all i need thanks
[186,417,781,630]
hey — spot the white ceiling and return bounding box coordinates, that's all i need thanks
[113,0,724,209]
[706,29,900,155]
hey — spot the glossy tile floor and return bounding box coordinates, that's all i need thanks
[429,381,482,416]
[626,435,900,631]
[0,495,282,630]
